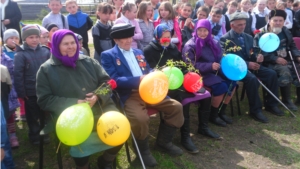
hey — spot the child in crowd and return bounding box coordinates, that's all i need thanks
[137,1,154,49]
[2,29,26,126]
[92,2,115,62]
[277,1,293,30]
[251,0,268,31]
[115,2,143,49]
[173,3,182,18]
[1,49,20,149]
[74,33,89,56]
[111,0,124,17]
[287,0,294,10]
[151,0,160,21]
[266,0,276,12]
[240,0,253,35]
[223,0,232,14]
[193,6,210,24]
[39,26,49,46]
[178,3,194,46]
[154,1,182,51]
[225,1,238,32]
[212,0,226,34]
[45,23,59,48]
[2,29,19,59]
[66,0,93,55]
[293,1,300,12]
[13,25,50,145]
[42,0,69,29]
[208,7,224,41]
[109,6,117,26]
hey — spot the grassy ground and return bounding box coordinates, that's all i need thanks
[12,84,300,169]
[15,18,300,169]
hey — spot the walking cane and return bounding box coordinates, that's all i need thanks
[113,92,146,169]
[248,71,297,118]
[287,47,300,84]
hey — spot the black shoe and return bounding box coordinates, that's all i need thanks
[156,123,183,156]
[265,106,285,116]
[219,104,233,124]
[281,85,298,111]
[198,128,220,139]
[181,137,199,154]
[210,106,227,127]
[135,137,157,167]
[249,112,269,123]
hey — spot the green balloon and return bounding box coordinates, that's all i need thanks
[56,103,94,146]
[162,66,184,90]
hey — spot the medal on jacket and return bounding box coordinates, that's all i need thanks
[116,59,121,65]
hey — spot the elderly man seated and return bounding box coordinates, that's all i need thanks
[101,23,184,167]
[254,9,300,110]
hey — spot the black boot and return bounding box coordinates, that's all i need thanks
[180,105,199,154]
[135,137,157,167]
[295,87,300,105]
[156,122,183,156]
[197,107,220,139]
[97,145,122,169]
[209,106,226,127]
[281,84,298,111]
[97,154,114,169]
[218,104,233,124]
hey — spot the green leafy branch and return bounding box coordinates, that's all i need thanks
[223,39,242,56]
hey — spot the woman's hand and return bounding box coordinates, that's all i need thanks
[77,93,98,108]
[212,62,220,71]
[85,93,98,108]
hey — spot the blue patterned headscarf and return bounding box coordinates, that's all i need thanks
[153,24,171,42]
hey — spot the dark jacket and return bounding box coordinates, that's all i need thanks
[220,30,257,67]
[37,54,118,133]
[143,41,182,68]
[254,25,300,64]
[67,11,93,44]
[13,44,50,98]
[1,0,22,39]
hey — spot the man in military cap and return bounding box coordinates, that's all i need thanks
[254,9,300,110]
[220,12,284,123]
[101,23,184,167]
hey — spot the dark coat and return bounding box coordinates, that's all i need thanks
[2,0,22,39]
[220,30,257,66]
[36,54,118,133]
[13,44,50,98]
[144,41,197,102]
[182,37,225,87]
[293,10,300,37]
[254,25,300,64]
[143,41,182,68]
[101,45,151,104]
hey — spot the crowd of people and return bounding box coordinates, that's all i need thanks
[1,0,300,168]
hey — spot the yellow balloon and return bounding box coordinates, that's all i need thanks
[139,71,169,104]
[97,111,131,146]
[56,103,94,146]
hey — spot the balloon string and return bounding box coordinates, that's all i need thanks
[56,141,61,154]
[78,145,84,153]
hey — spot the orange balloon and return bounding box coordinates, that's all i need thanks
[139,71,169,104]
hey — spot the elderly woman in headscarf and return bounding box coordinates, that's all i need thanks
[143,24,221,154]
[182,19,237,128]
[36,29,122,169]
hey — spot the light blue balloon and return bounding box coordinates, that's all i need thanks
[221,54,247,81]
[259,33,280,52]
